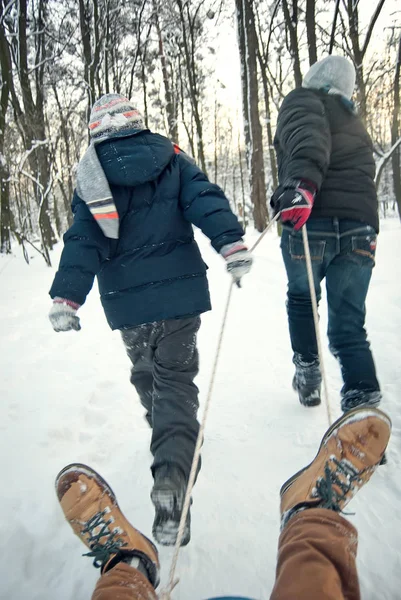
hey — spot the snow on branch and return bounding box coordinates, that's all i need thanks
[375,136,401,188]
[17,139,50,173]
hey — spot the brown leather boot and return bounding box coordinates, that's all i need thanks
[280,407,391,527]
[55,463,159,587]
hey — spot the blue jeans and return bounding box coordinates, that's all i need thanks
[280,218,380,396]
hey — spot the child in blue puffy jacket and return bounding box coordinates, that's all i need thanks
[49,94,252,546]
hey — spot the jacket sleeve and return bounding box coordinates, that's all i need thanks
[177,154,244,252]
[49,192,110,305]
[276,89,331,189]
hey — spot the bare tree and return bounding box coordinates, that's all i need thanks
[282,0,302,86]
[2,0,56,255]
[153,0,178,141]
[0,0,11,253]
[236,0,250,157]
[78,0,103,120]
[345,0,387,118]
[235,0,268,231]
[391,33,401,219]
[174,0,208,174]
[329,0,341,54]
[306,0,317,65]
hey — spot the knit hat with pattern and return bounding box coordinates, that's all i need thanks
[88,94,145,139]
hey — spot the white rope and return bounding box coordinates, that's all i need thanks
[249,212,280,252]
[160,214,280,599]
[301,225,333,426]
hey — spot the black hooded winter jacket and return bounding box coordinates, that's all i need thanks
[272,88,379,232]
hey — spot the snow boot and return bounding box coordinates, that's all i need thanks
[151,463,191,546]
[292,354,322,407]
[341,389,387,464]
[341,388,382,413]
[55,463,159,588]
[280,407,391,529]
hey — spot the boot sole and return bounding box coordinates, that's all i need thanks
[280,407,391,497]
[151,486,190,546]
[55,463,159,557]
[292,377,321,407]
[298,391,321,407]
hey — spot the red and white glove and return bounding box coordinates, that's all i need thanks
[220,241,253,285]
[274,180,316,230]
[49,298,81,332]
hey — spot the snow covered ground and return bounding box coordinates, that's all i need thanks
[1,218,401,599]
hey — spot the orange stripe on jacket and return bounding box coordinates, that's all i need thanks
[94,212,119,220]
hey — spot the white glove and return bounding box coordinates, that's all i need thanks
[220,241,253,285]
[49,298,81,332]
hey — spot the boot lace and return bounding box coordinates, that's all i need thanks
[314,456,364,512]
[81,509,128,568]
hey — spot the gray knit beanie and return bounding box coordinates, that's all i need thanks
[88,93,145,139]
[302,56,356,100]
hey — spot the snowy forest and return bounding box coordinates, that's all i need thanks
[0,0,400,265]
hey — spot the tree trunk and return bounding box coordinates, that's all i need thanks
[0,156,11,254]
[237,124,246,231]
[347,0,367,117]
[178,56,196,158]
[305,0,317,66]
[17,0,55,251]
[282,0,302,87]
[242,0,268,231]
[235,0,250,160]
[391,35,401,220]
[258,51,278,190]
[154,0,178,141]
[79,0,96,121]
[329,0,341,55]
[175,0,207,175]
[346,0,386,120]
[0,0,11,253]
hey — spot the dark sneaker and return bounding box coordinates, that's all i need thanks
[55,463,159,586]
[341,388,382,412]
[151,464,190,546]
[280,407,391,528]
[292,355,322,407]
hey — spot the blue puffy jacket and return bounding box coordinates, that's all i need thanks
[49,130,244,330]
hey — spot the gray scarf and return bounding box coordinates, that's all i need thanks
[76,142,119,239]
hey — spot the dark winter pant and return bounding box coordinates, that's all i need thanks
[91,508,360,600]
[281,218,380,397]
[120,316,201,480]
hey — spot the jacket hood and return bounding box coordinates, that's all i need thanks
[302,56,356,101]
[96,130,175,187]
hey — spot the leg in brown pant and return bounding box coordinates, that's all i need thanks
[91,562,157,600]
[89,508,359,600]
[271,508,359,600]
[272,407,390,600]
[55,407,390,600]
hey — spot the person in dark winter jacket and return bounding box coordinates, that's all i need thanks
[48,93,252,546]
[271,55,381,411]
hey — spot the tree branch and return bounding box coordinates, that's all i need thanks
[361,0,386,59]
